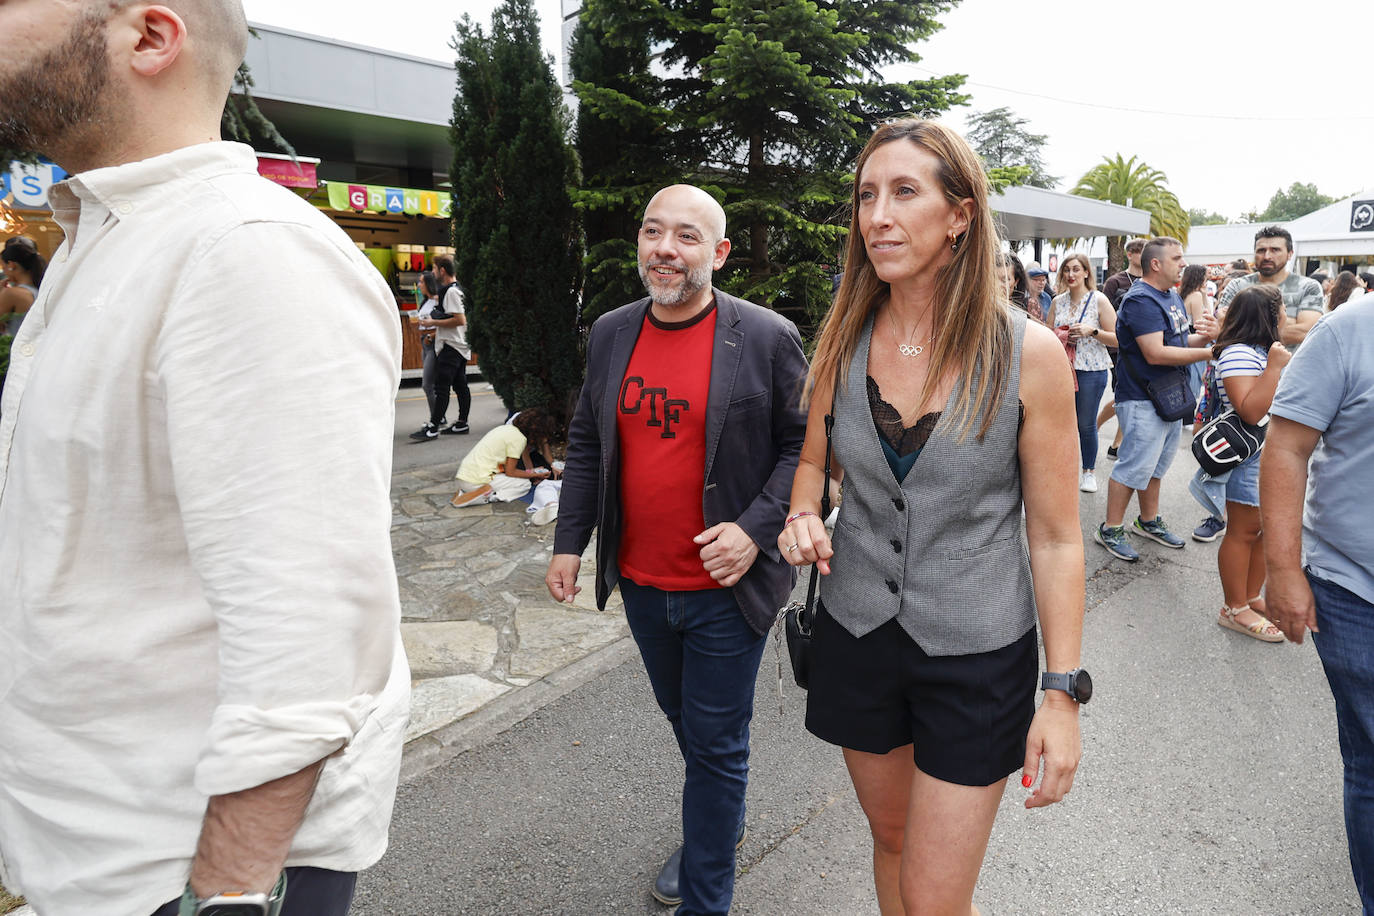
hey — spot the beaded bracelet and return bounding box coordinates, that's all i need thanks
[785,511,816,527]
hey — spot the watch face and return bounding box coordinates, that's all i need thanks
[1072,669,1093,703]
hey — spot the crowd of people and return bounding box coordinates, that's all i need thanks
[0,1,1369,913]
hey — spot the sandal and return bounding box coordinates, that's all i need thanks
[1248,594,1267,614]
[1218,605,1283,643]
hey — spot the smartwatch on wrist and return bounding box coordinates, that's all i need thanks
[179,872,287,916]
[1040,668,1092,704]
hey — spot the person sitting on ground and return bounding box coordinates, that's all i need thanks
[452,408,560,506]
[1208,284,1291,642]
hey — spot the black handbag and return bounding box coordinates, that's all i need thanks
[1117,305,1198,423]
[780,396,836,690]
[1191,372,1267,478]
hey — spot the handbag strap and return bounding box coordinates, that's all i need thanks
[802,373,840,609]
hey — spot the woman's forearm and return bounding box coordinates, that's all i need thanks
[1028,539,1085,672]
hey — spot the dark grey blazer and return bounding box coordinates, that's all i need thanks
[553,289,809,635]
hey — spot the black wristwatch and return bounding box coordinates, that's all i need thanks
[1091,327,1099,337]
[1041,668,1092,704]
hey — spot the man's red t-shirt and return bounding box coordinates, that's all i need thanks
[617,303,719,591]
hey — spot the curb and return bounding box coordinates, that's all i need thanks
[399,635,639,784]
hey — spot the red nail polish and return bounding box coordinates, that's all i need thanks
[1021,774,1034,788]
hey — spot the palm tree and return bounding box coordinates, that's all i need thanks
[1071,154,1188,272]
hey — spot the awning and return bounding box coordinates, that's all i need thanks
[990,185,1150,241]
[323,180,451,218]
[255,152,319,189]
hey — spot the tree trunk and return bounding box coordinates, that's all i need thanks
[1106,236,1124,273]
[749,129,767,288]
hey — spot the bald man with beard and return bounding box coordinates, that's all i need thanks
[0,3,408,914]
[546,185,808,915]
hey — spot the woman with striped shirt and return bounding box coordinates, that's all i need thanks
[1209,285,1292,642]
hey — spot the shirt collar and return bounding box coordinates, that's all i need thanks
[48,141,258,226]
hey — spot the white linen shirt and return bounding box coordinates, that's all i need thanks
[0,142,410,916]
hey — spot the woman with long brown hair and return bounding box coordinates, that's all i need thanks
[778,119,1086,914]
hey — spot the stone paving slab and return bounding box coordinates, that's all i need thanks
[390,460,627,754]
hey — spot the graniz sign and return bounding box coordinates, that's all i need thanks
[1351,200,1374,232]
[2,159,68,211]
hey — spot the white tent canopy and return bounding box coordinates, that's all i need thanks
[990,185,1150,243]
[1186,190,1374,267]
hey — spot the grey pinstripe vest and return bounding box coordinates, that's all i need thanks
[819,308,1035,656]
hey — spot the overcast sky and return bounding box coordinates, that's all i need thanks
[241,0,1372,220]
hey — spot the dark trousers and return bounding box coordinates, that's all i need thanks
[420,337,438,418]
[1309,570,1374,914]
[430,343,470,427]
[619,577,766,916]
[152,867,357,916]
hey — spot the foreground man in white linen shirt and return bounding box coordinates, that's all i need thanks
[0,2,410,915]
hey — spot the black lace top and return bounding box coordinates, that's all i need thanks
[867,376,940,457]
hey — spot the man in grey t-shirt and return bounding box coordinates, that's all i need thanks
[1261,295,1374,911]
[1215,225,1323,347]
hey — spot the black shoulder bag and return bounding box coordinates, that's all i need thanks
[1117,305,1197,423]
[780,383,837,691]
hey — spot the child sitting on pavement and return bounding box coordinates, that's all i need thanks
[452,408,560,507]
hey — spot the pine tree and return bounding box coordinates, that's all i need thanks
[964,107,1056,190]
[568,10,674,323]
[572,0,966,329]
[452,0,584,417]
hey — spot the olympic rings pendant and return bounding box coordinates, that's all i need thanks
[897,344,925,357]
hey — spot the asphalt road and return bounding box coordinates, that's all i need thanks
[355,434,1361,915]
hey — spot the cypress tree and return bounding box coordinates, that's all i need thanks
[451,0,583,417]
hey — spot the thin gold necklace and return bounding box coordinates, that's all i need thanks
[888,308,935,358]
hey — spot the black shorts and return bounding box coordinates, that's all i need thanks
[804,602,1037,787]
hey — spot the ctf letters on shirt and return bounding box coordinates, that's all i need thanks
[617,305,719,591]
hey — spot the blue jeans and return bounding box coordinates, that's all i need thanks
[1189,468,1229,522]
[1074,369,1109,469]
[619,577,766,916]
[1308,570,1374,914]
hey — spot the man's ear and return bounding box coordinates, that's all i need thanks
[712,237,731,270]
[124,5,188,78]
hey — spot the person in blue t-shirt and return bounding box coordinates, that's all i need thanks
[1094,237,1217,562]
[1263,294,1374,913]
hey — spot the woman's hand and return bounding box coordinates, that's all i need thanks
[778,513,834,574]
[1021,695,1081,809]
[1267,340,1293,369]
[1068,322,1093,339]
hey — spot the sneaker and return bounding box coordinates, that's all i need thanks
[1106,445,1119,460]
[1192,516,1227,543]
[1079,470,1098,493]
[450,484,493,507]
[442,421,470,435]
[530,503,558,526]
[1095,524,1139,562]
[408,423,439,441]
[1131,515,1185,549]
